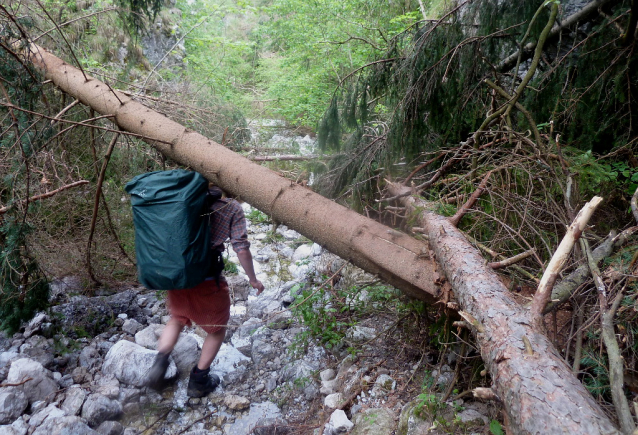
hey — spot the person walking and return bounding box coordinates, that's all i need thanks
[147,185,264,397]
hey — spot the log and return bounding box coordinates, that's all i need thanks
[530,196,603,326]
[25,43,439,303]
[387,183,620,435]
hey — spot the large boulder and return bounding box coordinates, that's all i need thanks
[81,394,122,428]
[6,358,58,404]
[134,324,164,349]
[102,341,177,387]
[0,388,28,424]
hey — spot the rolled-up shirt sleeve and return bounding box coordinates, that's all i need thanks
[229,206,250,253]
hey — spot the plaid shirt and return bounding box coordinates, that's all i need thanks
[208,198,250,253]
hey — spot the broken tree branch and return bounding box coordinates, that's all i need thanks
[488,249,535,270]
[530,196,603,328]
[0,180,89,215]
[449,170,492,226]
[544,226,638,313]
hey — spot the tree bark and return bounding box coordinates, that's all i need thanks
[26,44,439,303]
[387,183,620,435]
[26,44,622,434]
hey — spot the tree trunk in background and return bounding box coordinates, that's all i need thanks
[27,45,621,434]
[27,44,439,303]
[386,183,620,435]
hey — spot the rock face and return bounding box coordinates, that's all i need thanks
[102,340,178,387]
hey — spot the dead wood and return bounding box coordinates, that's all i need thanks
[487,249,535,270]
[544,227,638,313]
[0,180,89,215]
[530,196,603,327]
[387,183,619,435]
[449,170,492,226]
[25,43,440,304]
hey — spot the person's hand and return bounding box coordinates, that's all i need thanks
[250,279,265,295]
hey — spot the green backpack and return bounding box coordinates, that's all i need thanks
[125,169,211,290]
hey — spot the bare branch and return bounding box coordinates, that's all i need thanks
[0,181,89,215]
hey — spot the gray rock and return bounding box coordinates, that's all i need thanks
[226,402,282,435]
[32,416,98,435]
[96,374,120,399]
[81,393,122,428]
[325,409,353,435]
[456,408,489,425]
[223,395,250,411]
[351,408,396,435]
[50,290,144,338]
[371,374,395,396]
[171,334,200,376]
[397,400,431,435]
[79,346,101,370]
[345,326,377,343]
[292,244,314,262]
[226,275,251,302]
[324,393,343,409]
[122,319,143,335]
[210,344,250,379]
[61,386,87,415]
[0,388,28,424]
[23,313,48,339]
[96,420,124,435]
[252,340,275,367]
[48,276,84,304]
[0,416,28,435]
[28,403,65,427]
[320,369,336,382]
[102,340,177,387]
[6,358,58,404]
[134,324,163,350]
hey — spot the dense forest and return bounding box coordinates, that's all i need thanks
[1,0,638,433]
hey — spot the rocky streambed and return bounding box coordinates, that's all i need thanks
[0,203,498,435]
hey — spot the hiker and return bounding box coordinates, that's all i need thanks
[147,185,265,397]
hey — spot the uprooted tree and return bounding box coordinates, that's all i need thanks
[16,41,628,434]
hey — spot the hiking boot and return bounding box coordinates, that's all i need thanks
[146,352,170,391]
[187,366,220,398]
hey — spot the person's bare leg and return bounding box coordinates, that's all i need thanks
[197,328,225,370]
[158,319,184,354]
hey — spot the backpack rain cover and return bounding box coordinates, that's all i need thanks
[125,169,210,290]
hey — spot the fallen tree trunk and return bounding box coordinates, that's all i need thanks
[26,45,621,434]
[26,44,439,303]
[387,183,620,435]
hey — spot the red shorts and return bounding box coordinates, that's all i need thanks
[167,277,231,334]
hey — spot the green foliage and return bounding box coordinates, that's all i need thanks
[289,283,353,354]
[414,393,443,418]
[246,209,271,224]
[581,350,611,399]
[0,23,50,334]
[223,256,239,274]
[490,419,505,435]
[316,0,638,199]
[0,218,49,334]
[116,0,163,34]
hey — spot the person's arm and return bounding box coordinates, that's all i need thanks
[236,249,264,295]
